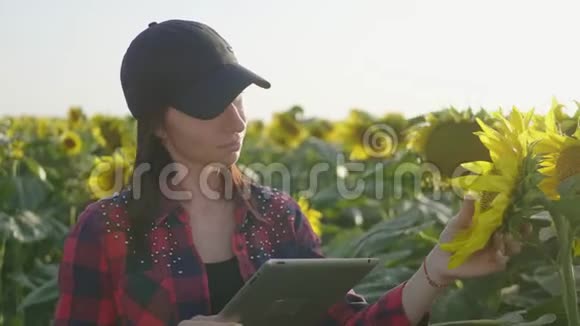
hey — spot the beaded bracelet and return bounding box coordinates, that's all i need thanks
[423,257,451,289]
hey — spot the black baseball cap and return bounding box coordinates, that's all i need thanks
[120,19,270,120]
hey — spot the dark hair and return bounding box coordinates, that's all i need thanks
[126,105,263,256]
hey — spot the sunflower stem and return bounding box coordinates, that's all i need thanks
[553,212,580,326]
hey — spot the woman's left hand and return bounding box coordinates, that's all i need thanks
[425,197,533,285]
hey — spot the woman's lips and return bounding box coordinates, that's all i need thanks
[219,140,242,151]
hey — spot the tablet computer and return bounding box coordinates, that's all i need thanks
[219,258,379,326]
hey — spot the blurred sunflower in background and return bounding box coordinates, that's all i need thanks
[91,115,133,153]
[405,107,491,179]
[60,130,83,156]
[441,107,534,268]
[245,120,264,141]
[531,103,580,200]
[263,106,309,149]
[36,118,49,138]
[304,118,334,142]
[10,116,41,138]
[67,106,86,129]
[376,112,408,146]
[88,149,133,199]
[297,196,323,236]
[54,120,68,137]
[329,109,400,160]
[9,139,25,160]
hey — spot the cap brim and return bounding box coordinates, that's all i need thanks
[170,63,270,120]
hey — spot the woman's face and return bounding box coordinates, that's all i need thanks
[157,94,246,168]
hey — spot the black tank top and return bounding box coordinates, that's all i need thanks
[205,256,245,315]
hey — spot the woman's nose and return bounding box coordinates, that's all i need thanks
[222,103,246,133]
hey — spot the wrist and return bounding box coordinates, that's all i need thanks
[424,249,455,287]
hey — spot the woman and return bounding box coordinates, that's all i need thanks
[54,19,526,326]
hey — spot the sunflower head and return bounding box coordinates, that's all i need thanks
[246,120,264,140]
[60,130,83,156]
[305,119,334,141]
[533,102,580,200]
[378,112,408,135]
[296,196,323,236]
[405,107,491,179]
[67,106,86,129]
[328,109,398,160]
[88,150,133,199]
[264,106,309,149]
[91,115,133,153]
[442,107,534,268]
[54,120,67,137]
[36,119,50,138]
[9,139,25,160]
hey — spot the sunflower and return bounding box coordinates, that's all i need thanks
[9,140,25,160]
[60,130,83,156]
[88,150,133,199]
[91,115,129,152]
[263,106,309,149]
[67,106,86,129]
[405,108,491,179]
[328,109,398,160]
[297,196,323,236]
[36,119,49,138]
[304,118,334,141]
[54,120,67,137]
[440,107,534,269]
[531,104,580,200]
[377,112,408,145]
[246,120,264,141]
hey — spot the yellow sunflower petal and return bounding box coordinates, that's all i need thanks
[459,175,511,193]
[538,164,557,176]
[461,161,494,174]
[476,118,503,142]
[545,103,558,133]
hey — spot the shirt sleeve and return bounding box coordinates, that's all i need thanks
[291,199,430,326]
[54,204,118,325]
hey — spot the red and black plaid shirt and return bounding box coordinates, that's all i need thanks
[54,183,425,325]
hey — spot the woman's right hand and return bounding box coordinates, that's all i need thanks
[177,314,241,326]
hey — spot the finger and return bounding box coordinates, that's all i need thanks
[455,196,475,227]
[494,249,509,270]
[492,231,506,255]
[483,247,509,272]
[504,233,522,256]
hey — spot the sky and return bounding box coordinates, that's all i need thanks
[1,0,578,122]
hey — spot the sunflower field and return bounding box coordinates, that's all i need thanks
[1,98,579,325]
